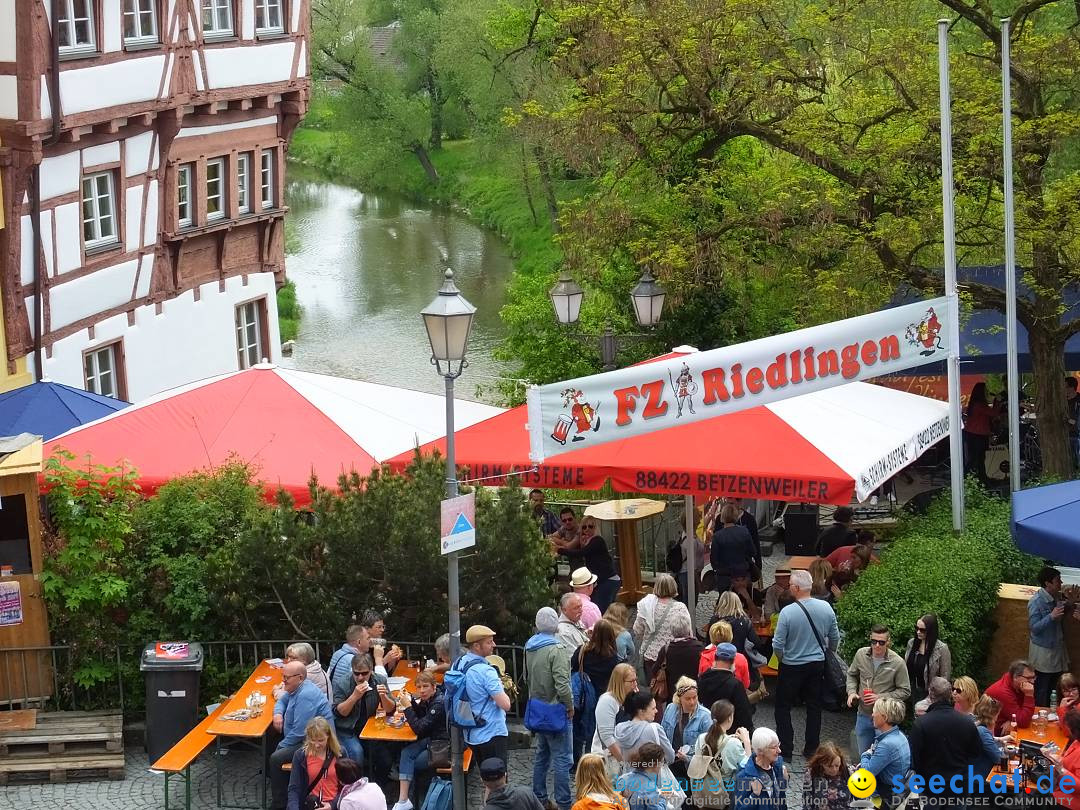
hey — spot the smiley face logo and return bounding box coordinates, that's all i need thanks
[848,768,877,799]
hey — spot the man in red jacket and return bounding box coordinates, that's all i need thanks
[985,660,1037,734]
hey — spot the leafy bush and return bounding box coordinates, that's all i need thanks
[277,280,300,342]
[836,481,1042,680]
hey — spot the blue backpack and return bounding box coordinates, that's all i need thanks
[443,656,491,729]
[571,652,597,741]
[421,777,453,810]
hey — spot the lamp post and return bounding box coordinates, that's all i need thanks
[549,269,667,369]
[421,268,475,810]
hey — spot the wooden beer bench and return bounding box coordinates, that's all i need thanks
[152,703,227,810]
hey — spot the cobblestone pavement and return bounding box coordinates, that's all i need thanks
[2,547,857,808]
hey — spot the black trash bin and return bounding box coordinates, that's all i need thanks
[141,642,204,763]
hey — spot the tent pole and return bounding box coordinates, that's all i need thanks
[938,19,966,533]
[1001,17,1021,494]
[684,495,696,622]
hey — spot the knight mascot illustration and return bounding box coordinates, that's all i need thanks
[668,362,698,417]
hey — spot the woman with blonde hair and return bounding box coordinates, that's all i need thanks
[633,573,693,678]
[572,753,629,810]
[807,559,838,603]
[953,676,980,715]
[591,662,639,762]
[699,620,750,688]
[710,591,765,669]
[287,717,342,810]
[972,694,1010,778]
[661,677,713,780]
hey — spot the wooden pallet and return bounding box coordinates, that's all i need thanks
[0,711,125,785]
[0,751,126,785]
[0,710,123,757]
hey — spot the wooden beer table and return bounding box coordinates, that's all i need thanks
[359,714,417,743]
[787,555,818,571]
[207,660,282,809]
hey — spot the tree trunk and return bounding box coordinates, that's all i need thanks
[411,144,440,184]
[1029,326,1071,479]
[427,66,443,150]
[520,142,539,227]
[532,145,560,233]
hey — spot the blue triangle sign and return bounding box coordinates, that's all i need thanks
[451,513,474,534]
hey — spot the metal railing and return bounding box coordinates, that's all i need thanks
[1,638,528,720]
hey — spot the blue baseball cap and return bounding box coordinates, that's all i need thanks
[716,643,738,661]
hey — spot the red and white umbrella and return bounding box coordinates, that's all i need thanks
[386,380,948,504]
[45,364,503,504]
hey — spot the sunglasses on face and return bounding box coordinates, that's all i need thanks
[870,639,888,646]
[953,687,963,694]
[582,525,596,531]
[354,670,371,678]
[916,626,926,632]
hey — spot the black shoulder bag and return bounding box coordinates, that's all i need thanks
[793,600,847,710]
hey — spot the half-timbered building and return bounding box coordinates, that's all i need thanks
[0,0,309,400]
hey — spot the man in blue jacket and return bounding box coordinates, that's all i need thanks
[270,660,335,809]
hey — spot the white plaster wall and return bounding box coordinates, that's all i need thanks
[40,151,81,200]
[0,0,16,61]
[0,75,16,119]
[19,215,34,286]
[59,55,167,115]
[297,41,307,78]
[39,77,51,119]
[192,51,204,91]
[54,203,82,274]
[39,273,282,401]
[160,54,174,101]
[25,297,36,339]
[17,211,56,282]
[241,0,254,39]
[176,115,277,139]
[290,0,302,34]
[102,1,121,52]
[134,255,154,298]
[82,141,121,168]
[50,259,140,330]
[124,186,143,252]
[204,43,294,89]
[142,180,158,246]
[125,131,155,176]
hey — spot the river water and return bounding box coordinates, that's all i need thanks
[278,168,513,400]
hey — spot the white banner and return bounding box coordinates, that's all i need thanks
[528,298,954,462]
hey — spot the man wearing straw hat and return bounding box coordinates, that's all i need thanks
[570,567,602,630]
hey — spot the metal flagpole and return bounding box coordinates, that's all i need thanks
[1001,17,1022,494]
[684,496,696,621]
[938,19,966,532]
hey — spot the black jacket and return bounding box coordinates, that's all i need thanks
[561,536,616,581]
[739,510,762,570]
[710,525,755,580]
[909,701,984,787]
[698,667,754,734]
[816,523,857,557]
[404,687,448,740]
[483,785,544,810]
[661,637,705,692]
[573,646,621,697]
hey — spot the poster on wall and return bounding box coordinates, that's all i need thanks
[0,580,22,626]
[527,297,954,462]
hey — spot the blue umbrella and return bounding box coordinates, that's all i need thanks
[1012,480,1080,565]
[0,381,129,441]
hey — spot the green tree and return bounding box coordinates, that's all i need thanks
[525,0,1080,475]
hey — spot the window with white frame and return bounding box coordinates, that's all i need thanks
[57,0,96,54]
[255,0,283,34]
[235,300,266,369]
[84,343,124,399]
[206,158,226,221]
[236,153,252,215]
[260,149,275,209]
[201,0,233,37]
[177,163,193,228]
[81,171,118,249]
[123,0,157,44]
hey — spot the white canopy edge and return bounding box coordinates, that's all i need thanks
[766,382,950,502]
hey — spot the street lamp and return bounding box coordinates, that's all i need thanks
[420,267,475,810]
[548,268,666,369]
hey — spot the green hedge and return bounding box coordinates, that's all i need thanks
[836,481,1043,680]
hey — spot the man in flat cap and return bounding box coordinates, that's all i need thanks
[458,624,513,764]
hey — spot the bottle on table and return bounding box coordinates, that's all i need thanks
[1051,690,1059,715]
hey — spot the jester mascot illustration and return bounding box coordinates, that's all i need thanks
[906,307,944,356]
[668,362,698,417]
